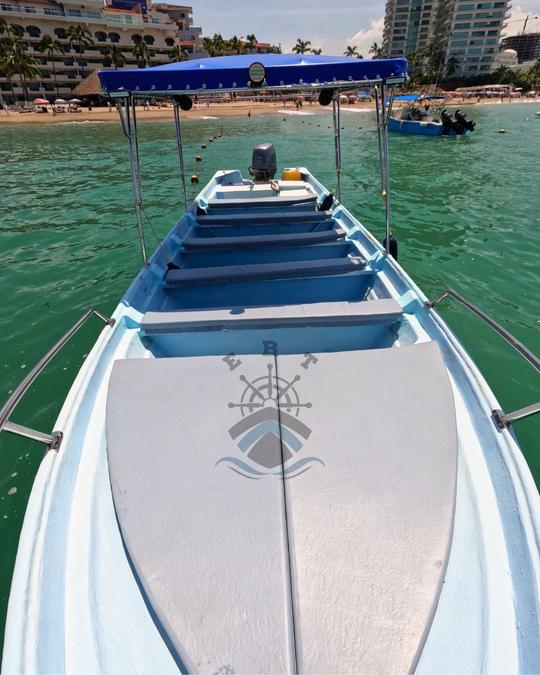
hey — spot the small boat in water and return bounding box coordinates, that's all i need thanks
[389,94,476,136]
[2,54,539,674]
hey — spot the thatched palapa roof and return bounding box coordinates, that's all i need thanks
[72,69,106,97]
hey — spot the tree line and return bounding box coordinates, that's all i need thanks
[292,38,385,59]
[202,34,281,56]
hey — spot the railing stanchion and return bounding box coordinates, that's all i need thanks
[426,288,540,428]
[0,308,115,451]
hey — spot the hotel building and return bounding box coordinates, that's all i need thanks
[0,0,204,102]
[383,0,512,76]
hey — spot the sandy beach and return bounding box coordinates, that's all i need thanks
[0,97,537,126]
[0,101,313,125]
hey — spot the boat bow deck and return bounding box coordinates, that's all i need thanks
[106,342,457,673]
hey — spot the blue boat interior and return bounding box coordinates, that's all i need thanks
[125,169,410,359]
[102,162,463,673]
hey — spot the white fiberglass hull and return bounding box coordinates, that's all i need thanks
[3,170,540,674]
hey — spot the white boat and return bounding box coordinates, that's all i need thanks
[2,54,540,674]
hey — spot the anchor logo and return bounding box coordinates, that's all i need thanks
[217,348,323,479]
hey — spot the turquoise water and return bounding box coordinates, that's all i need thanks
[1,103,539,646]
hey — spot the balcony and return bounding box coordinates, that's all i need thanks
[105,12,144,25]
[0,3,106,23]
[176,29,200,40]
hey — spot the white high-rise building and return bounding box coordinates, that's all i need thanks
[383,0,512,76]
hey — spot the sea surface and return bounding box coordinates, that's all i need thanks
[0,102,539,647]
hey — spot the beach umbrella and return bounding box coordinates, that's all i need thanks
[54,98,67,104]
[69,98,82,103]
[33,98,49,105]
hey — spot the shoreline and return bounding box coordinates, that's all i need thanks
[0,98,538,126]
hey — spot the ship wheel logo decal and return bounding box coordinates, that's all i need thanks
[217,349,324,479]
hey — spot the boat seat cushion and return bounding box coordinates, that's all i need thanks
[195,211,332,226]
[165,257,366,287]
[141,298,402,333]
[106,342,457,673]
[207,194,317,208]
[183,228,345,250]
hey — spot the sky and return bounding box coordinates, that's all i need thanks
[187,0,540,55]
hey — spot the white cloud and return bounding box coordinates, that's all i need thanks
[347,17,384,58]
[501,5,540,37]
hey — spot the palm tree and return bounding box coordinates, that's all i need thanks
[2,37,40,102]
[169,45,188,62]
[246,34,257,50]
[344,45,359,57]
[406,49,418,72]
[9,23,24,38]
[38,35,63,99]
[445,55,459,78]
[227,35,244,54]
[203,33,225,57]
[369,42,384,59]
[66,24,93,80]
[493,64,516,85]
[0,17,13,39]
[212,33,225,54]
[0,35,15,101]
[310,48,322,55]
[525,59,540,87]
[104,43,124,69]
[422,43,444,80]
[132,40,151,68]
[292,39,311,54]
[202,36,214,56]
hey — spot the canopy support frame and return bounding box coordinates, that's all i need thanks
[375,83,395,255]
[332,92,342,203]
[173,98,188,212]
[117,94,148,267]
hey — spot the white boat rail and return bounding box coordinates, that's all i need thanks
[426,289,540,428]
[0,308,115,451]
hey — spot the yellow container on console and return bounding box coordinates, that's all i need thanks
[282,167,302,181]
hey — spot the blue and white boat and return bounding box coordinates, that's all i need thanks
[389,94,476,136]
[1,54,539,674]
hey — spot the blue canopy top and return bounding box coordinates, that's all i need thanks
[98,53,407,96]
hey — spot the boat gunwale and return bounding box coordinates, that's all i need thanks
[3,168,540,673]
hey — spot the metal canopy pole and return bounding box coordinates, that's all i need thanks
[332,93,342,202]
[117,95,148,267]
[379,82,392,255]
[374,86,384,192]
[173,98,188,212]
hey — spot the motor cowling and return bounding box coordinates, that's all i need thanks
[440,109,455,136]
[454,109,476,132]
[249,143,277,181]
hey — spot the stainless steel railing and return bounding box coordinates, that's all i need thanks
[426,289,539,429]
[0,308,115,450]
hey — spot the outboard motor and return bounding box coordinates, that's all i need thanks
[454,109,476,133]
[249,143,277,181]
[440,109,455,136]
